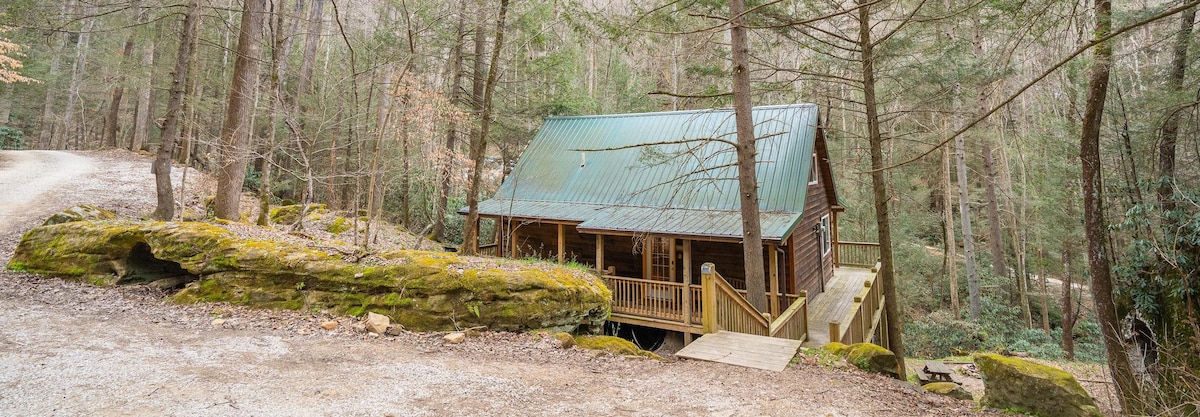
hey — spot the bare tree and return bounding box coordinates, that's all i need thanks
[215,0,267,220]
[1079,0,1141,411]
[728,0,768,313]
[152,0,200,220]
[462,0,509,255]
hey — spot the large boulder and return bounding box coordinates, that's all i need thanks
[922,382,973,401]
[41,205,117,226]
[8,220,611,333]
[844,342,900,378]
[974,353,1101,417]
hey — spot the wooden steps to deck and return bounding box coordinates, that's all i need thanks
[675,330,803,372]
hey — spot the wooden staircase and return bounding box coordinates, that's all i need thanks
[673,263,809,372]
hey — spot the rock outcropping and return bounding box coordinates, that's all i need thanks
[8,219,611,333]
[975,353,1101,417]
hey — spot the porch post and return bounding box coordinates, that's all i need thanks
[832,210,840,266]
[595,234,605,274]
[510,222,519,258]
[557,223,565,263]
[682,239,693,344]
[769,243,780,318]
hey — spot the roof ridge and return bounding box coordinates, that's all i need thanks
[545,103,816,121]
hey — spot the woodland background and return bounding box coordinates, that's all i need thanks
[0,0,1197,413]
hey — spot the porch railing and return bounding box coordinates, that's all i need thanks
[602,270,806,342]
[835,241,880,268]
[828,261,887,348]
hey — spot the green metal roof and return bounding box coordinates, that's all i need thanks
[467,104,820,241]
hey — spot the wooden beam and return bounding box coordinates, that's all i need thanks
[686,239,696,330]
[595,234,605,274]
[832,210,840,266]
[769,244,780,319]
[510,223,519,258]
[557,223,565,263]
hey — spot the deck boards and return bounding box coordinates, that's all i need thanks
[802,266,876,347]
[675,331,803,372]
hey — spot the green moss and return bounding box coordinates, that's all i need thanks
[823,342,851,356]
[575,335,663,360]
[923,382,973,401]
[974,353,1101,417]
[325,217,351,234]
[844,343,899,378]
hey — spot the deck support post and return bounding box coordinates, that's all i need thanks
[595,235,605,274]
[769,244,780,318]
[701,262,717,334]
[682,240,693,344]
[556,223,565,263]
[829,321,840,344]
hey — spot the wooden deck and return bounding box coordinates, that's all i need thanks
[675,330,803,372]
[803,266,877,347]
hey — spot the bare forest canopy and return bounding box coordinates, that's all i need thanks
[1,0,1198,413]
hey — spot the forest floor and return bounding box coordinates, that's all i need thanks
[0,150,1106,416]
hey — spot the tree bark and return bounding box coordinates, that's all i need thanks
[957,134,981,319]
[62,15,95,150]
[152,0,200,220]
[1062,204,1077,360]
[1157,7,1193,212]
[859,0,905,379]
[214,0,267,220]
[103,32,136,149]
[462,0,508,256]
[131,35,155,152]
[942,144,959,318]
[729,0,768,313]
[1079,0,1141,411]
[0,83,12,125]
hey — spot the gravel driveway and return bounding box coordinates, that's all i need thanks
[0,150,994,417]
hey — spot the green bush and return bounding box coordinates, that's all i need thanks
[0,127,27,150]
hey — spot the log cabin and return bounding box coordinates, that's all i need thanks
[461,104,885,347]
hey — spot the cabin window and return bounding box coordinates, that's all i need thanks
[820,215,832,257]
[648,237,674,281]
[809,153,819,185]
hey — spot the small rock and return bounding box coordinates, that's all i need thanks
[444,332,466,344]
[351,323,367,333]
[384,325,403,336]
[552,332,575,349]
[211,318,226,327]
[320,320,339,330]
[364,312,390,334]
[923,382,973,401]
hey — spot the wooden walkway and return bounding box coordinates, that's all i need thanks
[802,266,876,347]
[675,330,804,372]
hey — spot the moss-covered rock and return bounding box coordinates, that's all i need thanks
[41,205,117,226]
[268,204,327,224]
[7,219,611,333]
[843,342,899,378]
[974,353,1101,417]
[923,382,973,401]
[575,335,662,360]
[325,217,352,234]
[823,342,851,356]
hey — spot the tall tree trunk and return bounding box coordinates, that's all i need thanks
[296,0,325,99]
[214,0,267,220]
[859,0,905,378]
[131,36,155,152]
[432,2,468,242]
[0,83,12,125]
[462,0,509,256]
[37,0,74,149]
[103,33,136,148]
[1039,248,1050,334]
[971,24,1009,290]
[1158,7,1194,212]
[1062,202,1077,359]
[957,134,982,319]
[152,0,200,221]
[1079,0,1141,411]
[942,144,960,318]
[62,15,95,150]
[729,0,768,313]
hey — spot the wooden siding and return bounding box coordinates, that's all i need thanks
[511,221,597,266]
[790,145,834,298]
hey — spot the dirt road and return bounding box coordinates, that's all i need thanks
[0,150,991,417]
